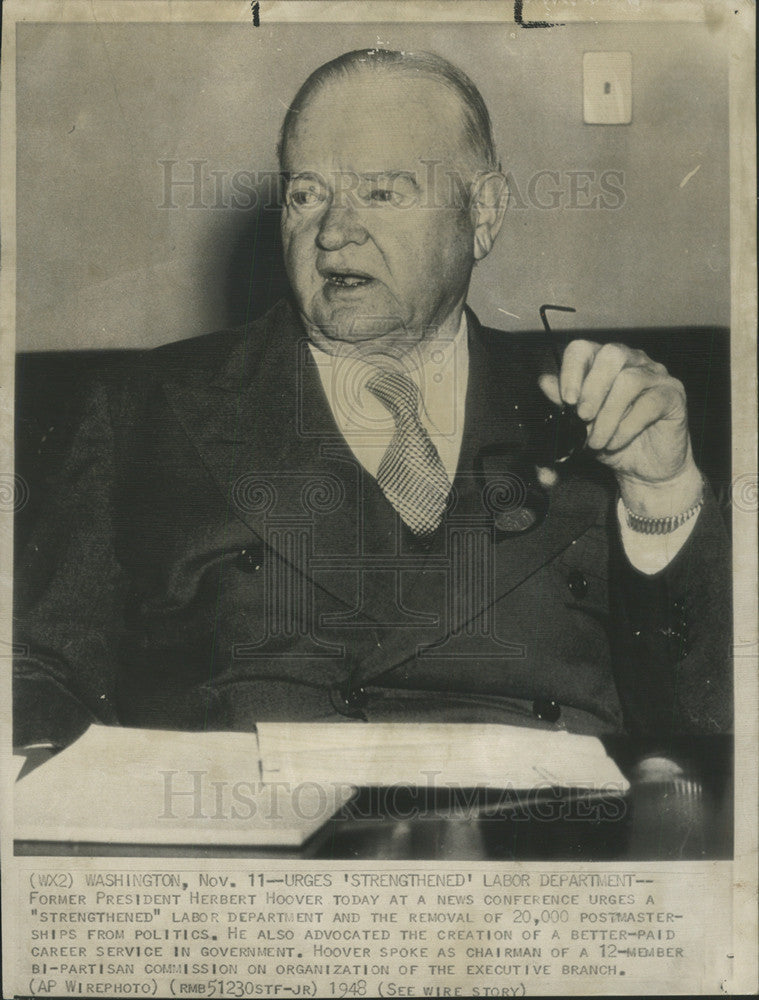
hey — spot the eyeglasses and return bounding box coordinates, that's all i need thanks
[539,305,588,465]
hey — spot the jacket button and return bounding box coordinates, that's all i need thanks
[342,685,367,709]
[236,546,265,573]
[532,698,561,723]
[333,684,368,720]
[567,570,588,598]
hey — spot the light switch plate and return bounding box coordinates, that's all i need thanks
[583,51,632,125]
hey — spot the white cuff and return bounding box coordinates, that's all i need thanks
[617,497,699,575]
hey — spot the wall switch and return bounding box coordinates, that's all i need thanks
[583,51,632,124]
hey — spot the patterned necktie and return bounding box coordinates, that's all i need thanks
[366,368,451,536]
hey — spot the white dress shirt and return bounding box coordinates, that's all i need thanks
[308,313,469,484]
[308,313,697,574]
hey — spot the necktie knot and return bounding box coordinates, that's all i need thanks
[366,369,420,425]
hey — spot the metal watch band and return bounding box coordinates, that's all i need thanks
[624,495,704,535]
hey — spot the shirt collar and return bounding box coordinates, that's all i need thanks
[307,312,468,434]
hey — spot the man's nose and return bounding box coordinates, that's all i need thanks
[315,200,369,251]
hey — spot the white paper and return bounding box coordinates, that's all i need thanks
[14,725,353,846]
[256,721,629,790]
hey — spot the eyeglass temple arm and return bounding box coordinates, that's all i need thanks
[539,304,577,370]
[539,303,577,333]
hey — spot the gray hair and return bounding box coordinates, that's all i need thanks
[277,48,500,174]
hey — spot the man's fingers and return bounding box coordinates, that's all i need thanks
[559,340,601,405]
[603,389,670,453]
[538,372,562,406]
[587,367,672,451]
[575,343,649,423]
[551,340,681,455]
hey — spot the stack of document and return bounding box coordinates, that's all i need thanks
[14,723,628,847]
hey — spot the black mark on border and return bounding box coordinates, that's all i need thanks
[514,0,563,28]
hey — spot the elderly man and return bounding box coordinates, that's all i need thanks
[14,49,730,751]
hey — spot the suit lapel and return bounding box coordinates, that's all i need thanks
[401,308,605,603]
[352,311,608,686]
[161,300,443,628]
[457,309,606,601]
[161,300,363,610]
[162,300,607,683]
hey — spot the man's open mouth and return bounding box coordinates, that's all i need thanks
[323,270,373,289]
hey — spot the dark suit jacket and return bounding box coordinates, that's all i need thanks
[13,299,732,748]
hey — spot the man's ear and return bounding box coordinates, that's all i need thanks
[470,172,508,261]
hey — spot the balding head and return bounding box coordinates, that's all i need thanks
[278,48,500,181]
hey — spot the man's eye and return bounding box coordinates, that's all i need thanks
[288,187,326,209]
[364,184,416,208]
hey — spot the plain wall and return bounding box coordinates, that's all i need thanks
[15,20,730,351]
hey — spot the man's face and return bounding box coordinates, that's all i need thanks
[280,72,479,349]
